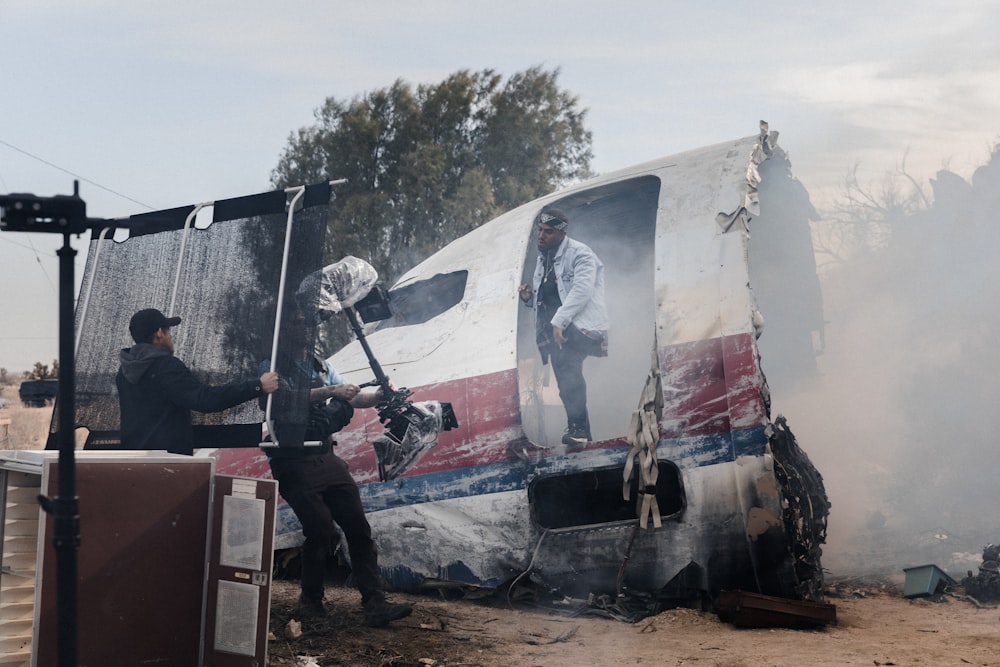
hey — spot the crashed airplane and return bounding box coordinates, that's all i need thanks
[69,122,829,613]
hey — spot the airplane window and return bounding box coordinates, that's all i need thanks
[374,270,468,329]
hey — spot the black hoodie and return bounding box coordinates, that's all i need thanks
[116,343,264,455]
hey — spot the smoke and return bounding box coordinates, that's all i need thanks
[758,145,1000,576]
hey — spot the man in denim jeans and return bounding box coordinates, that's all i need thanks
[518,207,608,447]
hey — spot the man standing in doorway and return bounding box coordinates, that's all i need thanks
[117,308,279,454]
[518,207,608,447]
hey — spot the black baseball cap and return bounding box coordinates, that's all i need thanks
[129,308,181,343]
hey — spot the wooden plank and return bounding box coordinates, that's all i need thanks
[0,522,35,538]
[0,651,30,667]
[3,503,38,521]
[0,621,31,639]
[0,585,33,605]
[2,536,37,555]
[716,590,837,628]
[0,635,31,655]
[0,555,34,573]
[4,486,39,505]
[0,603,33,622]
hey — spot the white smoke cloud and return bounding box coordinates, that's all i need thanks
[764,145,1000,576]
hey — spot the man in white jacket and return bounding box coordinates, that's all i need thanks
[518,207,609,446]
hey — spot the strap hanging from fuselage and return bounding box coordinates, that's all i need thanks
[623,334,663,528]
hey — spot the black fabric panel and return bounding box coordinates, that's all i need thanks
[212,189,288,223]
[303,181,333,209]
[127,205,198,237]
[88,222,124,241]
[261,203,330,448]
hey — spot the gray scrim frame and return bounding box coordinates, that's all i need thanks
[65,182,336,450]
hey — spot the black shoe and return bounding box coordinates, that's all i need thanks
[363,596,413,627]
[561,426,589,447]
[294,594,327,620]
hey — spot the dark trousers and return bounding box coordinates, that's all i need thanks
[268,453,382,603]
[550,336,591,438]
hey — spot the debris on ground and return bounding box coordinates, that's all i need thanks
[960,542,1000,603]
[715,589,837,628]
[284,619,302,640]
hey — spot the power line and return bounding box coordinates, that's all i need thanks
[0,337,57,341]
[26,237,56,291]
[0,235,89,275]
[0,143,106,284]
[0,234,46,253]
[0,138,154,210]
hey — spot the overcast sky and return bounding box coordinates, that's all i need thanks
[2,0,998,371]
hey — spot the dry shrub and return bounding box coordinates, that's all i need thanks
[0,382,54,450]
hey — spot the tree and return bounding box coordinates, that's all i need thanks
[271,66,593,284]
[26,360,58,380]
[812,155,930,269]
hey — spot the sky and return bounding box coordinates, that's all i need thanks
[2,0,999,372]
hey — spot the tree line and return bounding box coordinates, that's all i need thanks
[0,361,58,384]
[270,66,593,285]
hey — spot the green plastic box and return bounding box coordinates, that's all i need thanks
[902,564,956,598]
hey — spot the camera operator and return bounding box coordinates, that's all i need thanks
[260,306,412,627]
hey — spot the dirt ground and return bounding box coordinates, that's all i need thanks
[266,576,1000,667]
[0,384,53,449]
[3,392,998,667]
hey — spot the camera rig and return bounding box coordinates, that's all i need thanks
[0,190,89,234]
[344,295,458,480]
[286,258,457,479]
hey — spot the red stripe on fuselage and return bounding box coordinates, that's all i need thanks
[659,333,767,439]
[215,332,766,482]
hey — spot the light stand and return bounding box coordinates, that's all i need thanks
[1,183,108,667]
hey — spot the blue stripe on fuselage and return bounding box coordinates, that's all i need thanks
[357,425,768,512]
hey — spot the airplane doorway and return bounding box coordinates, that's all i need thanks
[517,175,660,447]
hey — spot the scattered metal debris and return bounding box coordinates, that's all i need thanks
[960,543,1000,602]
[523,627,578,645]
[770,416,830,601]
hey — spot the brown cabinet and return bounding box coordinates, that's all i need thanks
[0,451,276,667]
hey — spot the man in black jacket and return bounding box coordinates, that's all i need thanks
[261,307,412,628]
[117,308,279,455]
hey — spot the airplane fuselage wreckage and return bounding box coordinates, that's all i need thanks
[67,123,829,616]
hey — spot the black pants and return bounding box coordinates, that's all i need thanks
[268,452,382,603]
[549,334,592,438]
